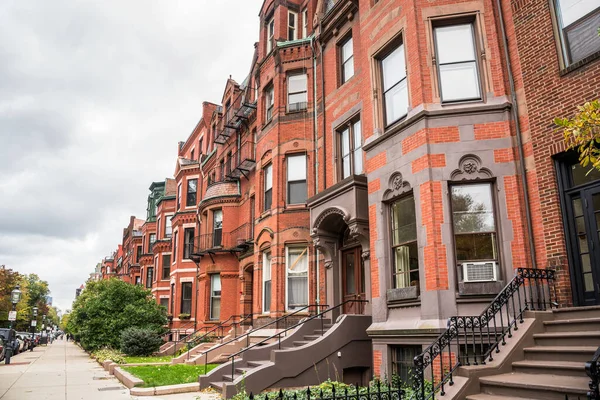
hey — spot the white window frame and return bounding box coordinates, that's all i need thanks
[267,18,275,53]
[262,251,272,313]
[266,85,274,121]
[287,154,307,204]
[285,246,309,311]
[210,274,221,320]
[302,8,308,38]
[340,36,354,84]
[288,11,298,40]
[287,74,307,112]
[165,215,173,238]
[264,164,273,211]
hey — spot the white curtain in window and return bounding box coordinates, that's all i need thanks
[287,247,308,309]
[395,246,410,289]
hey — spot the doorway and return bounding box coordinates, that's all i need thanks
[558,159,600,306]
[342,247,365,314]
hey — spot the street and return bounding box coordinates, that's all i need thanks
[0,340,218,400]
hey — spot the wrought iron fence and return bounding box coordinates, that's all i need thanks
[411,267,558,400]
[587,345,600,399]
[249,381,404,400]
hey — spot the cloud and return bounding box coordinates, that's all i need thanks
[0,0,261,312]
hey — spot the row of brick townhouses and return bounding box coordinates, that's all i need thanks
[95,0,599,385]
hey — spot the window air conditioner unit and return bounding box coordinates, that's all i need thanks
[462,261,497,282]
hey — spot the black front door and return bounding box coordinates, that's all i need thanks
[566,186,600,305]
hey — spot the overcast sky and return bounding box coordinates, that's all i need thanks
[0,1,262,313]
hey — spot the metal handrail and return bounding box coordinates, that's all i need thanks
[228,299,368,381]
[411,267,558,400]
[172,314,238,357]
[161,321,194,342]
[181,313,254,361]
[201,304,323,375]
[586,345,600,399]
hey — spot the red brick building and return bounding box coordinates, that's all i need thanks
[95,0,599,391]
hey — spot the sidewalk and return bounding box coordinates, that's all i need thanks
[0,340,220,400]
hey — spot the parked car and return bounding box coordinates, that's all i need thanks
[0,328,20,355]
[0,338,5,362]
[17,332,33,351]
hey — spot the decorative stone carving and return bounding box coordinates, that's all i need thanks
[451,155,493,181]
[361,250,370,261]
[324,260,333,269]
[312,206,350,232]
[383,172,412,201]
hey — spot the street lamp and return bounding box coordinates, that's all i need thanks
[30,307,38,352]
[5,284,22,364]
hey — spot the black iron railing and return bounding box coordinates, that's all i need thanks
[201,304,323,375]
[587,345,600,399]
[411,268,558,400]
[249,381,404,400]
[179,314,253,361]
[193,227,252,255]
[229,299,368,381]
[160,321,195,343]
[172,314,240,357]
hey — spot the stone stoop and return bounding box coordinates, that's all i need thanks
[171,325,251,365]
[463,305,600,400]
[199,315,373,399]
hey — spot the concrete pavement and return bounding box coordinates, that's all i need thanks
[0,340,220,400]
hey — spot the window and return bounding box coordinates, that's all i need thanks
[162,254,171,280]
[135,276,141,286]
[302,8,308,38]
[177,183,182,210]
[213,209,223,247]
[450,183,499,270]
[181,282,192,315]
[379,40,408,126]
[135,246,142,263]
[267,18,275,53]
[288,11,298,40]
[340,36,354,84]
[191,149,195,161]
[286,246,308,310]
[554,0,600,65]
[392,346,421,384]
[390,194,419,289]
[287,74,307,112]
[145,267,153,288]
[287,154,307,204]
[220,159,225,181]
[338,119,363,179]
[210,275,221,320]
[263,252,272,313]
[183,228,195,259]
[173,231,178,261]
[199,138,203,155]
[433,23,481,102]
[159,298,169,310]
[165,217,172,238]
[170,284,175,314]
[187,179,198,207]
[264,164,273,211]
[265,85,274,121]
[149,233,156,249]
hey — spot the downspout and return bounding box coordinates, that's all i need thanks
[495,0,537,269]
[311,36,319,195]
[319,32,327,187]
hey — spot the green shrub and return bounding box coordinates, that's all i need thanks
[120,327,163,356]
[92,347,125,364]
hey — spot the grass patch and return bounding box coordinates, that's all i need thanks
[123,355,173,364]
[123,364,219,387]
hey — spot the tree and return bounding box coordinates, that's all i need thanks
[556,100,600,171]
[67,279,167,351]
[0,267,22,328]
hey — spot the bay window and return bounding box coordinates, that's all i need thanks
[213,210,223,247]
[162,254,171,280]
[288,11,297,40]
[267,18,275,53]
[210,274,221,320]
[379,39,408,126]
[183,228,195,259]
[265,85,274,121]
[145,267,153,288]
[390,194,419,289]
[287,154,307,204]
[165,217,172,238]
[451,183,499,281]
[264,164,273,210]
[433,22,481,102]
[288,74,307,112]
[181,282,192,315]
[286,246,308,310]
[187,179,198,207]
[263,252,272,313]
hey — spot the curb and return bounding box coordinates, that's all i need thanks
[130,382,201,396]
[113,366,144,389]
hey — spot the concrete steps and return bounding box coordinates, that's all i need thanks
[468,306,599,399]
[479,373,589,399]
